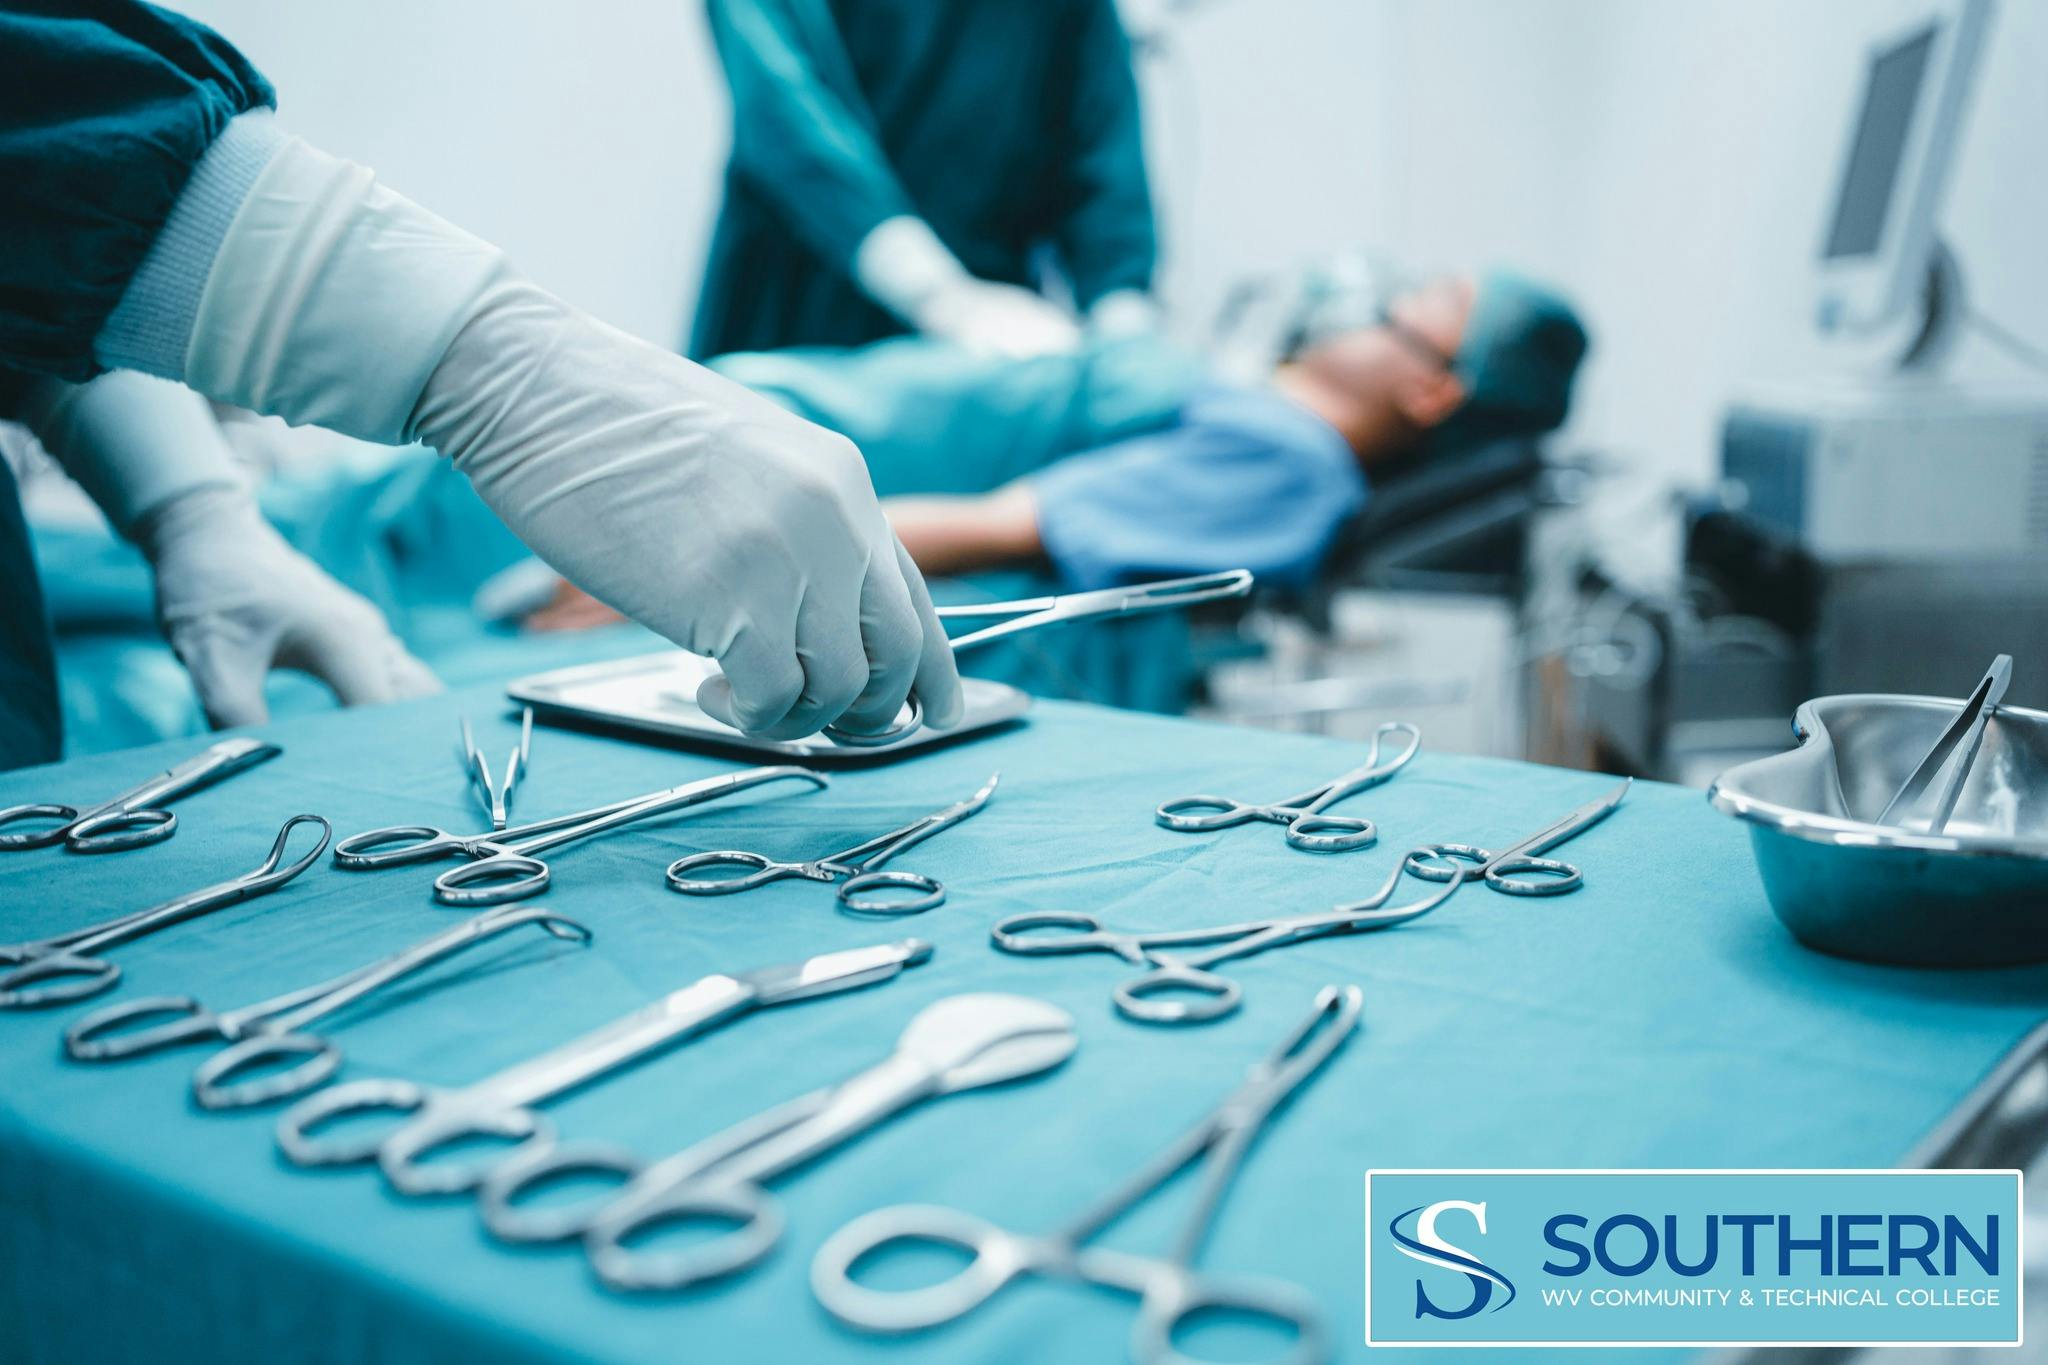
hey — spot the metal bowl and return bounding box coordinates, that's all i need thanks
[1708,693,2048,966]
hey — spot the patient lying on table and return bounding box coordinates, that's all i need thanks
[519,268,1586,629]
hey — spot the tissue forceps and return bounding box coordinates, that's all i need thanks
[823,570,1255,747]
[476,993,1077,1291]
[992,863,1455,1024]
[462,708,532,830]
[332,765,826,905]
[1402,778,1631,896]
[64,904,592,1109]
[812,984,1360,1365]
[0,815,330,1009]
[272,938,934,1196]
[0,736,281,853]
[665,773,999,914]
[1155,722,1421,852]
[1875,654,2011,833]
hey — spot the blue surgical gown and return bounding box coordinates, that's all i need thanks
[690,0,1156,358]
[0,0,272,766]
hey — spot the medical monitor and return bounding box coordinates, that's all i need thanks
[1814,0,1991,337]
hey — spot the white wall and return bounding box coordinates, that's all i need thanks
[175,0,2048,501]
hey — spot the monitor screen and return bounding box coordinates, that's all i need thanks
[1822,23,1939,260]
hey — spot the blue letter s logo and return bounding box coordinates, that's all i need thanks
[1390,1201,1518,1320]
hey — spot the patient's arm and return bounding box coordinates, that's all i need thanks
[884,484,1045,578]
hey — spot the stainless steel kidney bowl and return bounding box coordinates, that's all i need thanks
[1708,693,2048,966]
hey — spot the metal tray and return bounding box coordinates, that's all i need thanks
[1708,693,2048,966]
[506,651,1031,762]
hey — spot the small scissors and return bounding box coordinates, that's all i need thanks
[1155,721,1421,852]
[992,864,1456,1024]
[333,765,826,906]
[665,773,999,914]
[64,904,591,1109]
[813,984,1360,1365]
[0,815,330,1009]
[461,708,532,830]
[1403,778,1631,896]
[273,938,935,1195]
[0,736,281,854]
[823,570,1254,747]
[476,993,1077,1290]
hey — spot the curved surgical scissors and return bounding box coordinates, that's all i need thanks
[64,904,591,1109]
[823,571,1254,747]
[272,939,934,1196]
[332,765,826,905]
[474,994,1076,1290]
[0,736,280,854]
[813,985,1360,1365]
[0,815,329,1009]
[1403,778,1631,896]
[992,863,1455,1024]
[1155,721,1421,852]
[665,773,998,914]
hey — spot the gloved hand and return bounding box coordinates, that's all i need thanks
[174,135,962,739]
[1087,288,1162,340]
[855,216,1080,359]
[136,485,441,727]
[17,370,440,728]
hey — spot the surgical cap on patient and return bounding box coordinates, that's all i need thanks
[1447,271,1589,438]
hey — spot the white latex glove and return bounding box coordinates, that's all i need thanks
[137,486,442,727]
[17,370,440,728]
[1087,288,1162,340]
[854,216,1080,359]
[176,137,962,739]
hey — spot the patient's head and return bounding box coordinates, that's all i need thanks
[1278,270,1588,466]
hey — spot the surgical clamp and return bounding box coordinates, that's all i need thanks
[272,938,934,1195]
[332,765,826,905]
[813,984,1361,1365]
[0,815,330,1009]
[1155,722,1421,852]
[0,736,281,853]
[992,863,1455,1024]
[64,904,592,1109]
[462,708,533,830]
[822,570,1255,747]
[1403,778,1631,896]
[478,993,1077,1295]
[665,772,999,913]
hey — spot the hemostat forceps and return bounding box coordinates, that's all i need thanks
[812,985,1361,1365]
[272,938,934,1196]
[1402,778,1631,896]
[0,815,330,1008]
[0,736,280,853]
[477,993,1077,1294]
[822,570,1254,747]
[1155,722,1421,852]
[665,773,998,914]
[64,904,592,1109]
[992,863,1454,1024]
[332,765,826,905]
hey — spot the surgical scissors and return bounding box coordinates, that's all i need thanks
[477,994,1077,1292]
[1155,721,1421,852]
[665,773,999,914]
[461,708,532,830]
[813,984,1360,1365]
[0,815,329,1009]
[64,904,592,1109]
[1403,778,1631,896]
[332,765,826,905]
[992,863,1456,1024]
[273,938,934,1195]
[823,570,1254,747]
[0,736,281,854]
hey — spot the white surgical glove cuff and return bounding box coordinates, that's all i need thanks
[17,371,240,534]
[1088,288,1161,340]
[854,216,1079,358]
[853,215,973,323]
[182,136,506,444]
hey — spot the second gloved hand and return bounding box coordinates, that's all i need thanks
[138,486,441,727]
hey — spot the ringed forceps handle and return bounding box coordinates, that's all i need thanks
[1402,843,1582,895]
